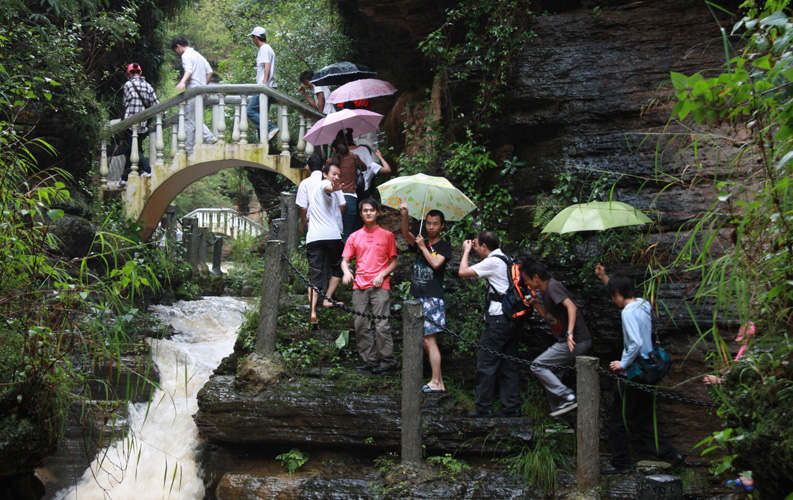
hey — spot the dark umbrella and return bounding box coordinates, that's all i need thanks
[311,61,376,86]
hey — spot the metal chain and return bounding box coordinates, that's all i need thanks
[281,253,720,407]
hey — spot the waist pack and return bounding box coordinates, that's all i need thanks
[487,254,536,320]
[626,345,671,385]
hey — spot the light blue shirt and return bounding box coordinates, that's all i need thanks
[620,298,653,370]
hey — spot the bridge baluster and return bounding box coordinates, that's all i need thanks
[240,95,249,145]
[178,103,186,152]
[148,123,156,169]
[130,125,140,177]
[260,93,268,145]
[99,140,108,190]
[195,94,204,146]
[211,104,220,138]
[156,113,164,166]
[305,119,314,158]
[217,94,226,141]
[279,104,290,156]
[232,102,241,144]
[297,114,306,158]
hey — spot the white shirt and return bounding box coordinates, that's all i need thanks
[181,47,211,88]
[296,170,344,229]
[470,248,510,316]
[256,44,277,87]
[306,179,343,243]
[313,85,335,115]
[350,147,382,191]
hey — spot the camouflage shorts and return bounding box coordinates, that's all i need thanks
[420,297,446,336]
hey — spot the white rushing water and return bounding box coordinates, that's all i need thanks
[55,297,250,500]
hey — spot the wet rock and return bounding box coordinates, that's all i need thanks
[50,214,94,259]
[638,474,683,500]
[195,376,532,454]
[234,353,288,392]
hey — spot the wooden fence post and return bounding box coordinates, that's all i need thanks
[401,300,423,466]
[576,355,600,490]
[280,191,299,254]
[256,239,286,355]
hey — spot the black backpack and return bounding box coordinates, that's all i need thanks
[487,254,536,320]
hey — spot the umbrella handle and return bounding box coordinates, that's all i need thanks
[418,190,428,235]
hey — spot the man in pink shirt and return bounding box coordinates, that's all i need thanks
[342,198,399,373]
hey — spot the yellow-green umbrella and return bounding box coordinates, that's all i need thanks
[377,173,477,226]
[541,201,652,234]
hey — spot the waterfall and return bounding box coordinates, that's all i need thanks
[53,297,250,500]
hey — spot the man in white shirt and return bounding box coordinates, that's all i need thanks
[298,71,335,115]
[304,163,345,327]
[458,230,521,418]
[171,36,217,154]
[246,26,279,141]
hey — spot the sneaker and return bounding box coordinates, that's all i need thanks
[141,172,151,177]
[371,364,399,374]
[550,398,578,417]
[268,127,279,140]
[494,409,521,418]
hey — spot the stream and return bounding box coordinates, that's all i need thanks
[52,296,251,500]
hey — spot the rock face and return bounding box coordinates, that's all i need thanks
[195,375,531,454]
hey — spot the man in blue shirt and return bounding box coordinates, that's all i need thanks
[596,265,683,474]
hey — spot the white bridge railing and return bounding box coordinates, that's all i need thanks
[99,84,325,189]
[183,208,266,239]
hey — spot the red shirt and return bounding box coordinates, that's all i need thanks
[342,225,398,290]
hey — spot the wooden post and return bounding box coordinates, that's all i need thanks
[183,217,198,268]
[576,356,600,490]
[210,237,224,276]
[197,227,208,274]
[401,300,423,466]
[280,192,299,254]
[257,239,286,355]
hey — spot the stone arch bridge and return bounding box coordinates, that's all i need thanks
[100,84,324,241]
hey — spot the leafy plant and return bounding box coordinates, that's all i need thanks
[427,453,471,479]
[276,448,309,474]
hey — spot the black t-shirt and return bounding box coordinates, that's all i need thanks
[543,278,591,342]
[408,239,453,299]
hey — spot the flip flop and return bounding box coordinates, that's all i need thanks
[422,384,445,394]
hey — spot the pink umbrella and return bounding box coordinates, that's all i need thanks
[302,109,383,146]
[327,78,397,104]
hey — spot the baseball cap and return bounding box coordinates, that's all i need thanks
[127,63,142,72]
[249,26,266,37]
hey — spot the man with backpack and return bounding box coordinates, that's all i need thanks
[521,257,592,417]
[595,264,683,474]
[458,231,521,418]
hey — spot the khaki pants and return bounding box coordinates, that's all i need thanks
[352,288,395,367]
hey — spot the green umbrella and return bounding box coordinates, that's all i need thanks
[541,201,652,234]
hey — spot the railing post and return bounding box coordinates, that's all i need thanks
[163,205,178,244]
[576,356,600,490]
[211,236,224,276]
[240,95,249,145]
[183,217,198,268]
[155,113,164,166]
[195,94,204,146]
[178,103,187,152]
[212,104,220,139]
[259,93,268,145]
[401,299,424,466]
[279,104,290,156]
[305,119,314,158]
[130,125,140,177]
[99,140,108,192]
[197,226,209,274]
[280,192,299,254]
[297,114,306,158]
[257,239,286,355]
[232,103,241,143]
[217,93,226,142]
[148,124,156,169]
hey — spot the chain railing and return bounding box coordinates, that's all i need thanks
[280,252,719,408]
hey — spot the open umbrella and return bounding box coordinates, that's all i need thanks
[378,173,477,232]
[302,109,383,146]
[541,201,652,234]
[311,62,376,86]
[327,78,397,104]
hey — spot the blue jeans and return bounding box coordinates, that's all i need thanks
[341,194,363,242]
[246,94,278,134]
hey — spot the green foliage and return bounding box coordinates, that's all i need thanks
[694,427,740,475]
[420,0,535,135]
[276,447,309,473]
[662,1,793,495]
[426,453,471,479]
[503,421,570,494]
[236,309,259,354]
